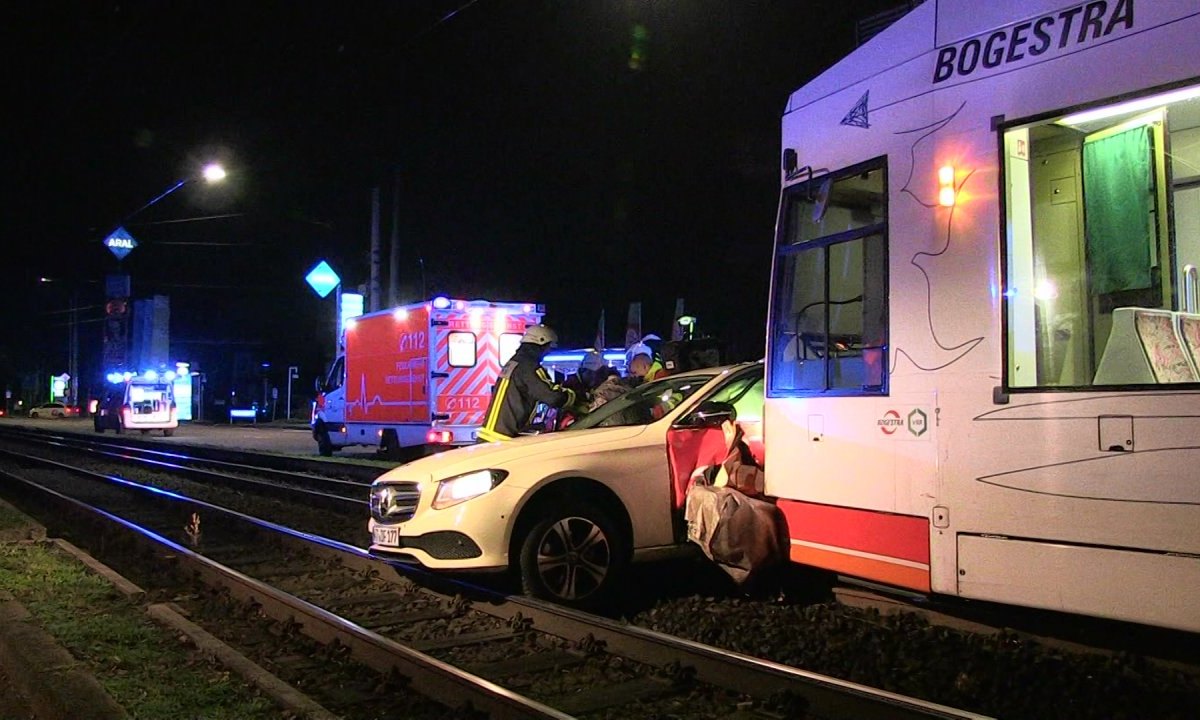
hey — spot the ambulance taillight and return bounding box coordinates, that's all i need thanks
[427,430,454,444]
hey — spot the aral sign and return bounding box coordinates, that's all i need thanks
[104,227,139,260]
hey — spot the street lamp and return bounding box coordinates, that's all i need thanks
[123,163,227,225]
[286,366,299,420]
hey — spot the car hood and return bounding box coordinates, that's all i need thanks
[374,425,650,486]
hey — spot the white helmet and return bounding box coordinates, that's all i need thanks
[625,342,652,364]
[580,349,604,371]
[521,324,558,347]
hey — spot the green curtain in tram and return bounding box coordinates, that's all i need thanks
[1083,125,1154,295]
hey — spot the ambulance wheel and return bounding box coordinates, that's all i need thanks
[518,501,626,608]
[316,428,334,457]
[140,429,149,435]
[163,428,174,437]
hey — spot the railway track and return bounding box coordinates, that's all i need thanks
[0,430,988,719]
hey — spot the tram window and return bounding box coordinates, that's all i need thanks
[769,159,888,396]
[1003,83,1200,389]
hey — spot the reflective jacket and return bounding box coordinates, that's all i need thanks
[478,343,575,441]
[644,360,666,382]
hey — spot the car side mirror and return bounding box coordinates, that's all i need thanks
[313,376,324,393]
[675,400,736,429]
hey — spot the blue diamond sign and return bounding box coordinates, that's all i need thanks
[104,227,139,260]
[305,260,341,298]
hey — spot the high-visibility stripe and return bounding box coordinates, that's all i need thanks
[483,377,509,432]
[476,427,511,442]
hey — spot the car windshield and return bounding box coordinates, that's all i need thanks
[566,372,719,430]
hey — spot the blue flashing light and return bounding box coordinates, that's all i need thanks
[432,296,451,310]
[165,371,176,382]
[543,352,585,363]
[602,352,626,362]
[144,370,158,381]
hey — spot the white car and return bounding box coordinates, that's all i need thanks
[369,363,764,605]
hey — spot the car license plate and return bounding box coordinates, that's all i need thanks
[373,526,400,547]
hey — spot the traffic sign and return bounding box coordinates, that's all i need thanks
[305,260,340,298]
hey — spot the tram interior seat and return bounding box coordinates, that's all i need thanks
[1093,307,1199,385]
[1175,311,1200,378]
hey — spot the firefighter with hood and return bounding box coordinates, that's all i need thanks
[478,325,578,442]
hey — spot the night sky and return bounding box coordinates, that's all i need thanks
[4,0,905,397]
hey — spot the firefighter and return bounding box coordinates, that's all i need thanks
[478,325,578,442]
[626,342,665,383]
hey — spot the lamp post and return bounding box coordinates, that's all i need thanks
[101,162,227,386]
[286,365,299,420]
[120,163,227,227]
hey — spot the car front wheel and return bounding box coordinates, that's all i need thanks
[518,502,627,607]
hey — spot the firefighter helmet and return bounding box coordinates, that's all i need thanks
[580,349,604,371]
[625,342,653,364]
[521,324,559,347]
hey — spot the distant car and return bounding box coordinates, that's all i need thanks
[29,402,73,418]
[368,363,765,606]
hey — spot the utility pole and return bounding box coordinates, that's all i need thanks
[369,187,382,312]
[68,291,79,407]
[389,170,401,307]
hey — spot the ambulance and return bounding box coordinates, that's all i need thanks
[94,371,179,436]
[764,0,1200,631]
[312,297,544,456]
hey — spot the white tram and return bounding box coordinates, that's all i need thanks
[765,0,1200,632]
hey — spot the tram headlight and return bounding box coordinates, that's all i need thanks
[432,469,507,510]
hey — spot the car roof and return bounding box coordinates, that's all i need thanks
[668,361,761,379]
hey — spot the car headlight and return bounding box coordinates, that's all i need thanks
[432,469,507,510]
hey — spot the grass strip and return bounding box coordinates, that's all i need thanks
[0,540,281,719]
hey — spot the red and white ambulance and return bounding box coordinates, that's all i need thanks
[312,297,544,456]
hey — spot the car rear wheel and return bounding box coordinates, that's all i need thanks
[163,428,175,437]
[518,502,627,607]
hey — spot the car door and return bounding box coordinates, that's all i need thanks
[664,368,765,509]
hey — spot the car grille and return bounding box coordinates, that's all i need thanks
[370,482,420,523]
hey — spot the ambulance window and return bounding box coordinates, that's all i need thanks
[769,158,888,396]
[499,333,522,365]
[1002,83,1200,389]
[448,332,477,367]
[325,357,345,391]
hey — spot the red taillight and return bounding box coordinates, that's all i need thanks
[426,429,454,444]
